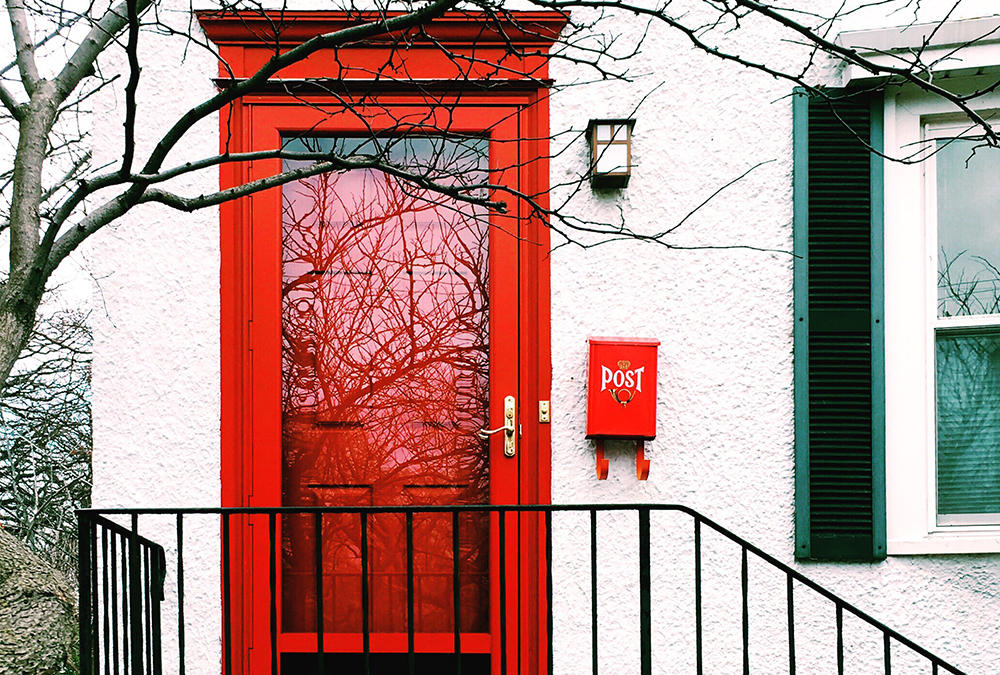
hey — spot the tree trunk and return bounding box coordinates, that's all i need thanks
[0,303,36,392]
[0,527,79,674]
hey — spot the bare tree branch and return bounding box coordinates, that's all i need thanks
[5,0,40,95]
[0,81,22,119]
[734,0,1000,145]
[137,0,461,177]
[120,0,141,176]
[52,0,152,102]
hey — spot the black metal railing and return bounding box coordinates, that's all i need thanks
[77,505,967,675]
[78,513,166,675]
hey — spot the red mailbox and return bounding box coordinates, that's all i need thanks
[586,337,660,480]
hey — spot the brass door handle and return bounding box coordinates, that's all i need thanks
[476,422,514,437]
[477,395,516,457]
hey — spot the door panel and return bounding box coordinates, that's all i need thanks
[241,104,528,671]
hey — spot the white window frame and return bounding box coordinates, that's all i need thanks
[884,83,1000,554]
[924,119,1000,528]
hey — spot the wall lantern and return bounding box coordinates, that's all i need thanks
[587,118,635,189]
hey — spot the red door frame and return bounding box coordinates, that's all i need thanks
[204,11,560,674]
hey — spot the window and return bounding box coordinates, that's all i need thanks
[794,90,1000,558]
[926,125,1000,526]
[811,15,1000,556]
[882,96,1000,554]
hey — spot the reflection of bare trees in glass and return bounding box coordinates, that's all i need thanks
[936,248,1000,518]
[279,139,490,634]
[936,329,1000,517]
[938,249,1000,317]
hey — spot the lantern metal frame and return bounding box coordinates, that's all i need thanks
[587,118,635,189]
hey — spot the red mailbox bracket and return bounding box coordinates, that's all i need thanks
[586,337,659,480]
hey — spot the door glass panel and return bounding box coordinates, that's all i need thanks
[279,137,490,634]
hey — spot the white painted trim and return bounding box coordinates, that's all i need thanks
[890,534,1000,555]
[838,16,1000,83]
[884,84,1000,554]
[838,16,1000,53]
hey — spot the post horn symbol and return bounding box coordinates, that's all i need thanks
[610,359,633,406]
[610,388,633,406]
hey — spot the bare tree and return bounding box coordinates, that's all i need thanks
[2,0,1000,401]
[0,309,87,674]
[0,309,91,573]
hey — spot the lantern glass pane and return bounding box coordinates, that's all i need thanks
[595,143,629,174]
[611,124,628,142]
[595,124,613,142]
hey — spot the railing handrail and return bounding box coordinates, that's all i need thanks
[77,503,968,674]
[85,512,169,553]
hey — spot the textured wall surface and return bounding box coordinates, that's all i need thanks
[87,9,222,670]
[87,1,1000,672]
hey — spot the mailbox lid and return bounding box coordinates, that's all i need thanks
[587,336,661,347]
[586,337,659,439]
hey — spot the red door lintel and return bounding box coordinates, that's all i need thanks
[197,10,567,84]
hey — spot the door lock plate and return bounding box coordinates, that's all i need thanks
[503,395,516,457]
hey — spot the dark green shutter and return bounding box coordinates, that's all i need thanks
[793,89,886,562]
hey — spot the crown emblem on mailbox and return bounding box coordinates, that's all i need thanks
[617,359,630,370]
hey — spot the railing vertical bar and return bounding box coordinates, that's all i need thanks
[694,518,702,675]
[222,513,232,675]
[176,515,185,675]
[102,527,110,675]
[121,533,130,674]
[836,603,844,675]
[787,573,795,675]
[128,515,143,675]
[932,662,939,674]
[90,518,98,674]
[361,511,370,675]
[545,510,553,675]
[144,546,152,675]
[452,509,463,675]
[268,513,277,675]
[741,547,749,675]
[499,509,507,675]
[639,508,652,675]
[314,512,325,670]
[590,509,599,675]
[151,548,163,675]
[110,533,120,675]
[78,514,93,675]
[883,631,890,674]
[406,511,416,675]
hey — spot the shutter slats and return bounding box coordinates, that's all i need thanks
[795,91,885,561]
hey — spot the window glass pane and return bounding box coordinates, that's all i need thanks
[936,328,1000,522]
[594,142,628,174]
[936,138,1000,317]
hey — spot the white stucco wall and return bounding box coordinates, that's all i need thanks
[87,1,1000,672]
[87,13,222,671]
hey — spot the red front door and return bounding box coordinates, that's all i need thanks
[227,100,548,672]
